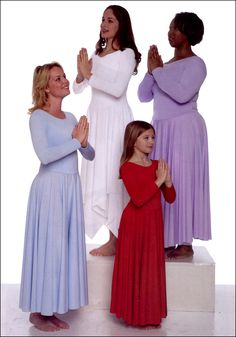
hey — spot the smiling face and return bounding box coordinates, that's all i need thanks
[134,128,155,155]
[100,8,119,40]
[46,66,70,99]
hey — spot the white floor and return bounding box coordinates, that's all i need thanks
[1,284,235,336]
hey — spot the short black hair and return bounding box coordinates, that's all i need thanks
[174,12,204,46]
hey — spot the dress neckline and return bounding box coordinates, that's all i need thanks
[165,55,197,65]
[95,50,121,58]
[126,160,153,168]
[40,109,67,120]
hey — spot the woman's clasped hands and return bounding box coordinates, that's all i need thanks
[76,48,92,81]
[148,45,163,73]
[72,115,89,147]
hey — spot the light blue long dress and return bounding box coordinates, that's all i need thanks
[19,109,95,316]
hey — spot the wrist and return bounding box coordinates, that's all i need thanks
[84,72,92,80]
[165,180,172,188]
[155,178,163,188]
[81,142,88,148]
[76,74,84,83]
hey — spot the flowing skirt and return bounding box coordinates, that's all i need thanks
[19,171,88,315]
[110,207,167,326]
[81,100,133,238]
[151,112,211,247]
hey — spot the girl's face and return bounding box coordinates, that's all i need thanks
[100,8,119,40]
[46,66,70,98]
[168,20,188,48]
[134,128,155,155]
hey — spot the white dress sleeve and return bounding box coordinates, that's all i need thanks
[73,78,89,94]
[88,48,136,98]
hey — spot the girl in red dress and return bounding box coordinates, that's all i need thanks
[110,120,176,328]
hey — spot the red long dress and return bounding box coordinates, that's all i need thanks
[110,160,176,327]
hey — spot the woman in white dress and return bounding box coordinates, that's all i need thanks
[73,5,141,256]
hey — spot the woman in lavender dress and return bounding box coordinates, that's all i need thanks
[19,62,95,331]
[138,12,211,258]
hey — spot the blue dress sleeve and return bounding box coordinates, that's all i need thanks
[79,143,95,161]
[29,113,83,165]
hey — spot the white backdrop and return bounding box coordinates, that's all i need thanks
[1,1,235,284]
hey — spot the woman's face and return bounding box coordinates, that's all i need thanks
[168,19,188,48]
[134,128,155,155]
[100,8,119,40]
[46,66,70,99]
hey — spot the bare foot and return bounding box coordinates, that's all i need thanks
[29,313,60,332]
[90,240,116,256]
[164,246,175,254]
[90,230,117,256]
[49,315,69,329]
[167,245,194,259]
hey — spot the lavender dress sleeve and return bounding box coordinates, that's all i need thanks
[152,57,207,103]
[137,72,155,102]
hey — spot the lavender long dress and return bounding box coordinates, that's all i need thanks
[138,56,211,247]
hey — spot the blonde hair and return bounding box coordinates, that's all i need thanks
[28,62,63,113]
[120,120,155,168]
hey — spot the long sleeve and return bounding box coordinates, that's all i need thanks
[137,72,155,102]
[121,164,159,208]
[88,48,136,98]
[79,143,95,161]
[73,78,89,94]
[160,184,176,204]
[152,57,207,103]
[30,113,82,165]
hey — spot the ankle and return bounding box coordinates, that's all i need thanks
[109,232,117,242]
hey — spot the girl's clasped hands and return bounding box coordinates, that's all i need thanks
[156,159,173,188]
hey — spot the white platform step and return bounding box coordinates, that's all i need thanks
[86,245,215,312]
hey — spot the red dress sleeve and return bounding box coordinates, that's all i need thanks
[120,163,159,207]
[160,184,176,204]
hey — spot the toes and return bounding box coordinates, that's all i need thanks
[49,316,69,329]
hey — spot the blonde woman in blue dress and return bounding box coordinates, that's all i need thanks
[73,5,141,256]
[19,62,95,331]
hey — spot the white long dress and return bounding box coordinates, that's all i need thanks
[73,48,136,238]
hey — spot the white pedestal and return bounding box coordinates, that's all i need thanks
[86,245,215,312]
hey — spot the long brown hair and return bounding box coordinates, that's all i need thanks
[95,5,141,74]
[120,120,155,168]
[28,62,63,113]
